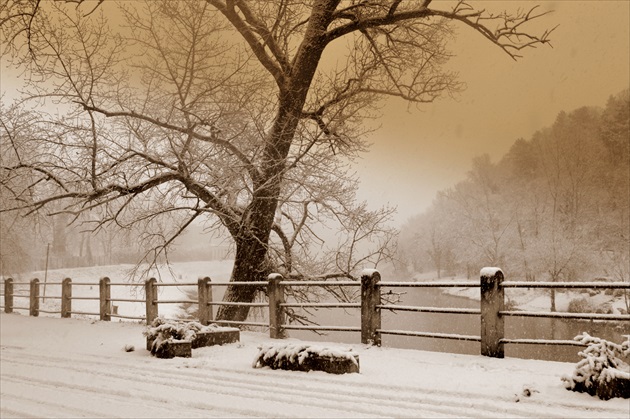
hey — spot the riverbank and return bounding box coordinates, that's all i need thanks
[409,271,629,315]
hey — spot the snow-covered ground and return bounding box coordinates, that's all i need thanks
[1,261,236,320]
[2,263,628,417]
[2,313,629,418]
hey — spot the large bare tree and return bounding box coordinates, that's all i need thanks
[1,0,553,321]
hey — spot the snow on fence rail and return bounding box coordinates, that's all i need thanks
[1,269,628,359]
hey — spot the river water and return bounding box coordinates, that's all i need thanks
[287,286,628,363]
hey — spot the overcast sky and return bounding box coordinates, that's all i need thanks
[1,1,628,228]
[352,1,630,225]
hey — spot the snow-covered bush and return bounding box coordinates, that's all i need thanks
[567,297,593,313]
[253,343,359,374]
[144,317,225,354]
[561,333,630,400]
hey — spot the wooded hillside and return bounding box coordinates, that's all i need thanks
[397,89,629,285]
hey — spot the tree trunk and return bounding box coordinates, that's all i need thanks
[214,4,336,322]
[216,168,283,322]
[216,233,270,322]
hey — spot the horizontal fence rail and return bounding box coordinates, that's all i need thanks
[499,310,629,321]
[280,302,361,308]
[380,281,478,288]
[282,325,361,332]
[211,320,268,327]
[278,280,359,287]
[502,281,630,289]
[377,305,481,315]
[500,338,585,347]
[377,329,482,342]
[2,268,629,360]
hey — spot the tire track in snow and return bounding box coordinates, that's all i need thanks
[1,347,584,419]
[0,348,589,419]
[4,345,627,418]
[0,407,33,419]
[2,356,440,419]
[1,373,286,419]
[4,351,394,419]
[7,346,609,419]
[2,348,302,419]
[0,390,119,419]
[2,348,501,418]
[191,354,630,418]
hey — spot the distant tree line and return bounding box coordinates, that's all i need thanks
[397,89,629,298]
[0,210,232,276]
[0,209,143,275]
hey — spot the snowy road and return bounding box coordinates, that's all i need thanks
[1,314,628,418]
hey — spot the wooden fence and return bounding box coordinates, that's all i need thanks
[1,268,628,358]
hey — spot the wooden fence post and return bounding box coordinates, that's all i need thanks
[197,276,213,325]
[268,274,286,339]
[4,278,13,313]
[361,269,381,346]
[99,277,111,321]
[29,278,40,317]
[145,278,158,325]
[61,278,72,318]
[480,267,504,358]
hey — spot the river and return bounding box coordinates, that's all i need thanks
[286,286,628,363]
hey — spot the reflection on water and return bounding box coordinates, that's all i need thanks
[287,287,628,363]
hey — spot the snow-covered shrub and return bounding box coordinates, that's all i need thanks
[252,343,359,374]
[561,333,630,400]
[144,317,226,354]
[567,297,593,313]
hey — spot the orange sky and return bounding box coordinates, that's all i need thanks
[353,1,630,224]
[1,1,628,227]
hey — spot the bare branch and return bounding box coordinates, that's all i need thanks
[206,0,286,87]
[79,103,261,183]
[325,1,553,60]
